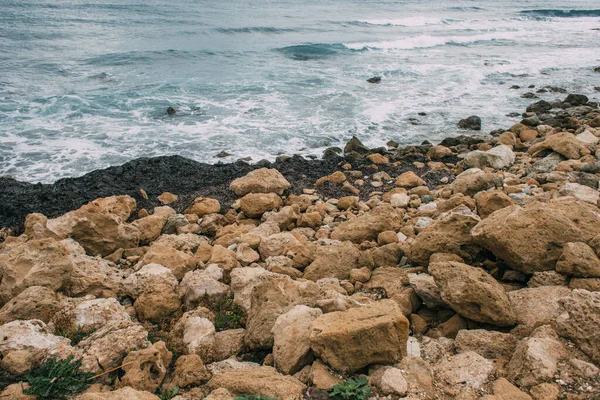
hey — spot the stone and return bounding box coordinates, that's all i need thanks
[272,305,322,375]
[452,169,502,197]
[79,387,159,400]
[117,341,172,393]
[137,243,195,280]
[309,300,409,373]
[528,271,568,288]
[303,241,361,281]
[380,367,408,396]
[472,198,600,274]
[176,316,215,359]
[458,115,482,130]
[520,129,538,142]
[408,273,446,308]
[556,242,600,277]
[463,145,515,170]
[0,286,64,324]
[528,131,583,160]
[207,366,305,400]
[229,267,273,312]
[0,383,37,400]
[297,212,322,228]
[123,263,178,298]
[474,190,515,219]
[213,329,245,361]
[179,269,229,309]
[132,207,174,244]
[204,388,234,400]
[454,330,518,359]
[0,238,72,303]
[435,352,494,392]
[556,289,600,363]
[377,230,399,245]
[344,136,369,155]
[337,196,359,210]
[409,207,480,266]
[390,193,410,208]
[56,298,130,332]
[186,197,221,216]
[530,383,559,400]
[240,193,282,217]
[396,171,426,187]
[429,261,516,326]
[157,192,178,205]
[230,168,291,196]
[508,286,571,327]
[491,378,533,400]
[330,204,404,243]
[427,145,453,159]
[163,354,211,390]
[558,182,600,204]
[367,153,388,164]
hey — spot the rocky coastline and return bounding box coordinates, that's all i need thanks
[1,93,600,399]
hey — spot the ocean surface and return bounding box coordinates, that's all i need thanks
[1,0,599,183]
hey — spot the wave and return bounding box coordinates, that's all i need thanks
[215,26,296,34]
[344,32,518,51]
[520,9,600,18]
[277,43,361,61]
[356,17,451,27]
[83,49,219,66]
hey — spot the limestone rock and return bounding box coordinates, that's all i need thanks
[240,193,282,217]
[330,204,404,243]
[396,171,426,188]
[272,305,322,375]
[230,168,291,196]
[380,367,408,396]
[134,289,182,324]
[474,190,515,219]
[309,300,409,373]
[408,273,446,308]
[435,351,494,392]
[79,387,159,400]
[558,182,600,205]
[123,263,178,298]
[137,243,195,280]
[163,354,211,390]
[117,341,172,393]
[179,269,229,309]
[230,267,273,312]
[452,168,502,197]
[472,198,600,273]
[55,298,131,332]
[429,261,516,326]
[490,378,533,400]
[0,286,64,324]
[556,242,600,277]
[207,366,305,400]
[556,289,600,363]
[303,241,361,281]
[454,330,518,359]
[508,286,572,327]
[463,145,516,170]
[186,197,221,216]
[132,207,175,244]
[528,131,583,159]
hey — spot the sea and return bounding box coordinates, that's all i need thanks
[1,0,599,183]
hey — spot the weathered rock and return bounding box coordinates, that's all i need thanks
[240,193,282,217]
[309,300,409,373]
[556,242,600,277]
[427,145,453,159]
[137,243,195,280]
[230,168,291,196]
[230,267,273,312]
[174,315,215,359]
[396,171,426,188]
[0,238,72,303]
[528,131,583,160]
[117,341,172,393]
[303,241,361,281]
[408,273,446,308]
[79,387,160,400]
[474,190,515,219]
[272,305,322,375]
[132,207,175,244]
[179,269,229,309]
[435,351,494,392]
[0,383,37,400]
[489,378,533,400]
[207,366,305,400]
[363,267,423,312]
[472,198,600,273]
[463,145,515,170]
[452,169,502,197]
[123,263,178,298]
[0,286,64,324]
[379,367,408,396]
[330,204,404,243]
[134,290,182,324]
[508,286,571,327]
[429,261,516,326]
[213,329,245,361]
[163,354,211,390]
[528,271,569,288]
[455,329,518,359]
[558,182,600,204]
[186,197,221,216]
[55,298,131,332]
[556,289,600,363]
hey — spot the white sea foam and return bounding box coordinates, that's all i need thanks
[359,17,447,27]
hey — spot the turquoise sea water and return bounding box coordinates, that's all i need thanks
[0,0,599,182]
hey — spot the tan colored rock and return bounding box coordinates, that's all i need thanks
[230,267,273,312]
[366,242,406,269]
[123,263,178,298]
[117,341,172,393]
[157,192,178,205]
[427,145,453,159]
[316,171,346,186]
[520,129,538,142]
[207,366,305,400]
[472,198,600,273]
[137,243,195,280]
[558,182,600,205]
[186,197,221,216]
[204,388,234,400]
[0,238,72,303]
[508,286,571,327]
[491,378,533,400]
[297,211,322,228]
[463,145,516,170]
[230,168,291,196]
[556,289,600,363]
[163,354,211,390]
[363,266,423,309]
[556,242,600,277]
[455,329,518,359]
[0,286,64,324]
[498,131,517,146]
[435,351,494,392]
[377,230,399,245]
[379,367,408,396]
[173,315,215,359]
[311,359,343,390]
[0,383,37,400]
[330,204,403,243]
[134,289,182,324]
[530,383,559,400]
[409,207,480,266]
[452,168,502,197]
[213,329,245,361]
[133,207,175,244]
[474,190,515,219]
[79,387,160,400]
[337,196,359,210]
[240,193,282,217]
[408,273,446,308]
[528,131,583,159]
[429,261,516,326]
[303,241,361,281]
[309,300,409,373]
[179,268,228,309]
[235,243,260,266]
[396,171,426,187]
[55,298,130,332]
[272,305,322,375]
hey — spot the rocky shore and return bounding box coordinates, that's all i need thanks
[1,93,600,400]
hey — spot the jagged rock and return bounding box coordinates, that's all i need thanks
[123,263,178,298]
[344,136,369,155]
[556,242,600,277]
[116,341,172,393]
[272,305,322,375]
[330,204,403,243]
[0,383,37,400]
[230,267,273,312]
[132,207,175,244]
[230,168,291,196]
[486,378,533,400]
[173,315,215,359]
[396,171,426,187]
[455,330,518,359]
[472,198,600,273]
[435,352,494,393]
[0,286,64,324]
[309,300,409,373]
[240,193,282,217]
[79,387,159,400]
[163,354,211,390]
[452,169,502,197]
[186,197,221,216]
[207,366,305,400]
[0,238,72,303]
[134,290,182,324]
[458,115,482,130]
[179,268,229,309]
[54,298,130,332]
[556,289,600,363]
[137,243,195,280]
[474,190,515,219]
[408,273,446,308]
[528,271,568,288]
[429,261,516,326]
[558,182,600,204]
[508,286,571,327]
[303,241,361,281]
[528,131,583,159]
[213,329,245,361]
[463,145,515,170]
[379,367,408,396]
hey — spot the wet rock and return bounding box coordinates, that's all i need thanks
[230,168,291,196]
[330,204,404,243]
[367,76,382,83]
[457,115,482,130]
[117,341,172,393]
[309,300,409,373]
[526,100,553,114]
[344,136,369,155]
[564,94,588,106]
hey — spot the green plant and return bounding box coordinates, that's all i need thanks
[329,376,372,400]
[55,326,97,345]
[159,385,179,400]
[211,296,245,331]
[233,395,278,400]
[24,355,93,399]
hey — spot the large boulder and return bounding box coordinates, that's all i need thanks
[272,305,322,375]
[528,131,583,160]
[452,169,502,197]
[330,204,404,243]
[458,115,482,130]
[136,243,196,280]
[463,145,515,170]
[230,168,291,196]
[207,366,305,400]
[239,193,282,217]
[472,198,600,274]
[303,241,361,281]
[429,261,516,326]
[0,238,72,303]
[508,286,572,327]
[409,206,480,266]
[309,300,409,373]
[556,289,600,363]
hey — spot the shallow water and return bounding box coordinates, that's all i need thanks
[0,0,599,182]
